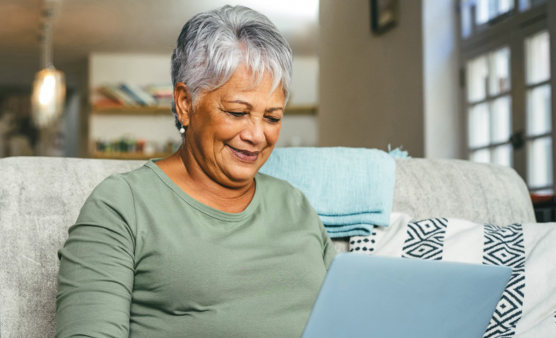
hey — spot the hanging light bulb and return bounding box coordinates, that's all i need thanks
[31,2,66,128]
[32,66,65,127]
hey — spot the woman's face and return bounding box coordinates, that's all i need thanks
[177,64,285,188]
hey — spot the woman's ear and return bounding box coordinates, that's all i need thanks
[174,82,192,127]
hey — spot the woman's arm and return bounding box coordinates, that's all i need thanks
[319,218,337,270]
[55,175,136,338]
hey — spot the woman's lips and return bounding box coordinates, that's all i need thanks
[227,144,259,163]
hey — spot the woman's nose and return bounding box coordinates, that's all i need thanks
[240,119,265,145]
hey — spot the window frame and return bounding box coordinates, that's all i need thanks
[465,46,513,165]
[458,1,555,193]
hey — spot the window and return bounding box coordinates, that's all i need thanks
[519,0,548,12]
[460,0,553,194]
[460,0,547,39]
[466,47,512,166]
[525,30,552,192]
[475,0,514,25]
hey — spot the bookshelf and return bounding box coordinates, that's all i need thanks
[86,53,320,157]
[87,54,177,160]
[91,106,171,116]
[91,105,317,116]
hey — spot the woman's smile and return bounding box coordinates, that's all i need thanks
[226,144,260,163]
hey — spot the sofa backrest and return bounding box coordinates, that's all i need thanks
[0,156,535,338]
[392,158,535,224]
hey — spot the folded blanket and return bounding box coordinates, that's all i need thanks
[259,147,396,238]
[350,213,556,338]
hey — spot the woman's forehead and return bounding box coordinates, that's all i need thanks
[211,66,285,103]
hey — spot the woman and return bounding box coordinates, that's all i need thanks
[55,5,336,338]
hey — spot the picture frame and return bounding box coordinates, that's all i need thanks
[370,0,399,35]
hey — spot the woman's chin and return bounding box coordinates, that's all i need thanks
[222,165,259,184]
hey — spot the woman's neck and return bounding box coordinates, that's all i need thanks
[157,144,256,213]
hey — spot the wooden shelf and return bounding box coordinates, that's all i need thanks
[91,106,171,116]
[91,105,317,116]
[89,151,172,160]
[284,106,318,115]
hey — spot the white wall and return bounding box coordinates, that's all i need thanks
[89,53,171,87]
[289,56,319,106]
[281,56,319,147]
[423,0,462,159]
[89,53,320,148]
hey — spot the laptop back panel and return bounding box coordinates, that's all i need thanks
[302,254,511,338]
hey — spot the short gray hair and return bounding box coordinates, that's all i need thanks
[171,5,293,131]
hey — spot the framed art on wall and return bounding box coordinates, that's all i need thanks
[370,0,398,35]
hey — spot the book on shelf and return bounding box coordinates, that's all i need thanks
[97,84,137,106]
[146,84,173,98]
[120,83,157,106]
[93,83,173,109]
[93,98,125,109]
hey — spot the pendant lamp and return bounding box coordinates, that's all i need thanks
[31,3,65,128]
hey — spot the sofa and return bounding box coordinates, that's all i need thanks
[0,156,535,337]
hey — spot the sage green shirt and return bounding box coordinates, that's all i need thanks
[56,159,336,338]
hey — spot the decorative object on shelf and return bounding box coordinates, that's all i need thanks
[31,0,65,128]
[370,0,398,35]
[92,136,180,160]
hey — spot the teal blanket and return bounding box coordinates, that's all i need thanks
[260,147,396,238]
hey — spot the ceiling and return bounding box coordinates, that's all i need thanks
[0,0,319,86]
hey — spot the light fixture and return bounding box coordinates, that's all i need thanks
[31,0,65,128]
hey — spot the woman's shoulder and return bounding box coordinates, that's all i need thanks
[93,162,156,191]
[256,172,311,207]
[80,163,155,218]
[256,172,299,192]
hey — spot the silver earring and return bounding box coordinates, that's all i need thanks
[179,119,185,134]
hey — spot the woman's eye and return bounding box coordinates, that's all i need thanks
[226,111,247,118]
[266,117,281,123]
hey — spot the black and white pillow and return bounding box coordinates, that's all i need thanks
[349,213,556,338]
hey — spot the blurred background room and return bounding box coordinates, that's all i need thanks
[0,0,555,214]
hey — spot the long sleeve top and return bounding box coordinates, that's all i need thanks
[55,159,336,338]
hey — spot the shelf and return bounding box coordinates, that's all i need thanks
[91,106,172,116]
[89,151,172,160]
[284,106,318,115]
[91,105,317,116]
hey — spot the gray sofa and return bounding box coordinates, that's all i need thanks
[0,156,535,338]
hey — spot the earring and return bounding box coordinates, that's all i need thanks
[179,119,185,134]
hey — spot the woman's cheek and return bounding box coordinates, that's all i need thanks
[266,124,281,145]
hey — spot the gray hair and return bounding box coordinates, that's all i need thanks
[170,5,293,131]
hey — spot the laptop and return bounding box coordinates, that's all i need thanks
[302,253,512,338]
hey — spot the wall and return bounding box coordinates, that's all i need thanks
[289,56,319,106]
[276,56,319,148]
[318,0,424,156]
[423,0,462,159]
